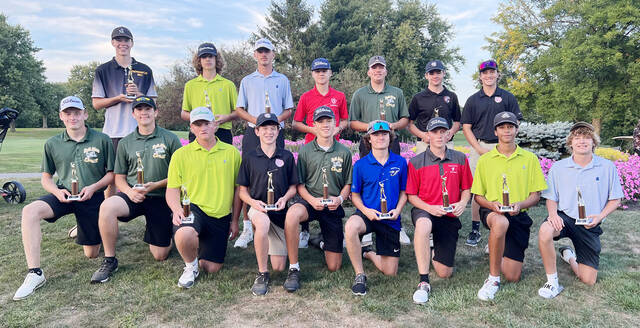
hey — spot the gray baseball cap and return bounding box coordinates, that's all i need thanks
[368,55,386,68]
[493,111,519,128]
[190,107,215,124]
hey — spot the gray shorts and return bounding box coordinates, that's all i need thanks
[469,141,497,174]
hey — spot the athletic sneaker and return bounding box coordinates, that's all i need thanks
[559,246,576,264]
[477,279,500,301]
[538,282,564,299]
[90,257,119,283]
[178,264,199,289]
[234,225,253,248]
[361,232,373,247]
[251,272,270,296]
[466,230,481,247]
[283,268,300,292]
[399,228,411,246]
[68,225,77,238]
[351,273,367,296]
[299,230,310,248]
[13,271,46,301]
[429,233,434,248]
[412,281,431,304]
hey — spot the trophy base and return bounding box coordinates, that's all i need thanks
[264,204,278,211]
[378,213,392,220]
[575,218,592,225]
[320,199,333,205]
[442,206,454,213]
[133,184,145,190]
[499,205,514,212]
[181,213,195,224]
[67,195,81,201]
[126,95,137,100]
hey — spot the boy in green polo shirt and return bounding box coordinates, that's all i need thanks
[283,106,352,292]
[166,107,242,289]
[472,111,547,301]
[14,96,115,301]
[90,97,182,284]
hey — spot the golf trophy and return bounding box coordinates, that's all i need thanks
[433,107,440,118]
[264,91,272,114]
[379,98,386,121]
[575,187,591,225]
[441,175,453,213]
[181,185,194,224]
[68,162,81,201]
[320,167,332,205]
[125,65,137,100]
[133,151,144,189]
[264,170,278,210]
[204,89,212,110]
[499,174,514,212]
[378,181,392,219]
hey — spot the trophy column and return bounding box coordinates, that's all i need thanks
[441,175,453,212]
[320,167,332,205]
[125,65,137,100]
[379,98,386,121]
[133,151,144,189]
[378,181,392,219]
[499,174,514,212]
[68,162,81,201]
[181,186,195,224]
[575,187,591,225]
[265,170,278,210]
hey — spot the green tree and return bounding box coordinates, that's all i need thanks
[155,60,193,131]
[66,62,103,128]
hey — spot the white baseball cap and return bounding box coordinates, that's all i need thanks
[59,96,85,112]
[190,106,215,124]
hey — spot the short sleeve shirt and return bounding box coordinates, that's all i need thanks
[42,127,115,192]
[351,152,408,230]
[181,74,238,130]
[471,146,547,209]
[167,140,241,218]
[297,140,353,198]
[349,83,409,128]
[408,87,461,132]
[236,70,294,128]
[294,86,348,143]
[92,57,157,138]
[541,155,623,220]
[461,87,523,142]
[406,147,473,218]
[114,127,182,197]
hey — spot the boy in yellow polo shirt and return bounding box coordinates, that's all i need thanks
[166,107,241,288]
[471,112,547,301]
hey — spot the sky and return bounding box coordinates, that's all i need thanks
[3,0,503,103]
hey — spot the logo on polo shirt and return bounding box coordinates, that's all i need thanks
[495,96,502,103]
[275,158,284,167]
[449,166,457,174]
[444,96,450,103]
[330,157,343,173]
[83,147,100,163]
[389,167,400,176]
[152,143,167,159]
[384,95,396,107]
[330,98,337,106]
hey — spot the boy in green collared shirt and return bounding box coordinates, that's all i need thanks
[90,97,182,284]
[14,96,114,301]
[472,111,547,301]
[167,107,242,289]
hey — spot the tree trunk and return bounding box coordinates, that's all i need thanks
[10,120,16,132]
[592,117,601,136]
[42,115,48,128]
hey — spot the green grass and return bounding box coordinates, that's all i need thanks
[1,178,638,327]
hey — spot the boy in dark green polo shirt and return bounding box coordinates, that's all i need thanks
[14,96,115,301]
[283,106,352,292]
[90,97,182,284]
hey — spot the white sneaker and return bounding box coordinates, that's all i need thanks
[68,225,77,238]
[299,231,310,248]
[361,232,373,247]
[13,271,46,300]
[538,282,564,299]
[477,279,500,301]
[412,281,431,304]
[234,226,253,248]
[178,264,199,289]
[399,228,411,246]
[484,243,490,254]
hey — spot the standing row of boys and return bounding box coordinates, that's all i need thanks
[14,27,623,304]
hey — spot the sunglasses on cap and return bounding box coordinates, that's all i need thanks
[479,60,498,71]
[370,121,390,132]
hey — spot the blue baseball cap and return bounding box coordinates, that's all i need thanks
[197,42,217,57]
[427,117,449,131]
[313,106,335,121]
[256,113,279,127]
[311,58,331,71]
[425,60,445,73]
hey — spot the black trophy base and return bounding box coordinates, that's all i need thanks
[67,195,81,201]
[575,218,592,225]
[442,206,454,213]
[264,204,278,211]
[499,205,514,212]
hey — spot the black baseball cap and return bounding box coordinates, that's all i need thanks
[427,117,449,131]
[313,106,335,121]
[256,113,279,127]
[570,121,595,132]
[132,96,156,110]
[111,26,133,40]
[493,111,519,128]
[197,43,218,57]
[425,60,445,73]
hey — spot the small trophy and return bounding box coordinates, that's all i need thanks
[441,175,453,213]
[264,170,278,210]
[125,65,137,100]
[575,187,591,225]
[204,89,212,110]
[133,151,144,189]
[499,174,514,212]
[320,167,332,205]
[264,91,272,114]
[434,107,440,118]
[378,181,392,219]
[181,186,194,224]
[379,98,386,121]
[68,162,81,201]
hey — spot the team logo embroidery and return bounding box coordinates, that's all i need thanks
[495,96,502,103]
[431,62,437,67]
[275,159,284,167]
[331,98,337,105]
[596,177,600,181]
[219,88,222,92]
[119,28,124,33]
[522,165,526,169]
[152,143,167,159]
[330,157,343,173]
[502,112,510,118]
[450,166,457,174]
[389,167,400,176]
[265,113,272,118]
[384,95,396,107]
[83,147,100,163]
[444,96,450,103]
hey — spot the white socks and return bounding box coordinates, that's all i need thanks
[547,272,559,287]
[243,220,253,233]
[488,274,500,283]
[186,258,198,268]
[289,263,300,271]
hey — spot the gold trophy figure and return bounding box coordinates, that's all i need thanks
[575,187,591,225]
[133,151,144,189]
[433,107,440,118]
[68,162,81,200]
[125,65,137,100]
[441,175,453,213]
[264,91,272,114]
[204,89,212,110]
[379,98,386,121]
[181,186,194,224]
[378,181,392,219]
[320,167,332,205]
[499,173,514,212]
[264,170,278,210]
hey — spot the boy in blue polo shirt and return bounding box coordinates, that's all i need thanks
[537,122,623,298]
[345,120,408,296]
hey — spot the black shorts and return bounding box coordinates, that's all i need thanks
[549,211,602,269]
[293,197,345,253]
[115,192,173,247]
[40,192,104,246]
[188,128,233,144]
[479,207,532,262]
[412,208,461,267]
[111,138,122,152]
[352,210,400,257]
[241,125,284,156]
[175,204,231,263]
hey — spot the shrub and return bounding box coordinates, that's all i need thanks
[595,147,629,162]
[516,121,573,160]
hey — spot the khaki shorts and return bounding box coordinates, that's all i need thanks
[469,141,497,174]
[415,139,454,155]
[248,207,287,256]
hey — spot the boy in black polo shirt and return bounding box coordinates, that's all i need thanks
[90,97,182,284]
[237,113,298,296]
[14,96,114,301]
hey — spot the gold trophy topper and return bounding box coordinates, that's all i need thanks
[204,89,212,110]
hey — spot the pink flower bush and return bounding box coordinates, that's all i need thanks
[616,155,640,206]
[539,157,555,179]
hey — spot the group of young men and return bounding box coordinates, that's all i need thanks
[13,26,623,304]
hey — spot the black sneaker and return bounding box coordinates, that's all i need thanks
[283,268,300,292]
[465,230,481,247]
[351,273,367,296]
[90,257,118,283]
[251,272,270,296]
